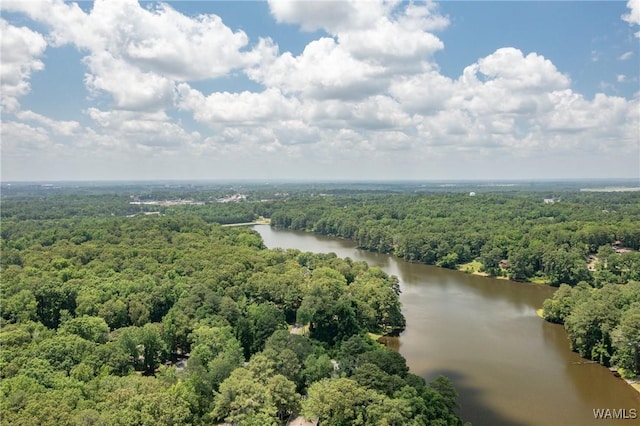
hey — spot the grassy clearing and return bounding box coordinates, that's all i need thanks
[367,332,383,342]
[289,324,309,335]
[458,260,483,274]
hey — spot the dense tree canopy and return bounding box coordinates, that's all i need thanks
[0,186,463,425]
[268,191,639,285]
[4,181,637,423]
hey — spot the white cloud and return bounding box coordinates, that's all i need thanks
[177,84,300,124]
[268,0,394,33]
[541,91,625,133]
[0,120,52,157]
[337,20,443,62]
[389,68,455,113]
[86,107,200,150]
[340,2,446,62]
[622,0,640,37]
[444,48,569,123]
[618,51,634,61]
[83,52,176,111]
[2,0,266,111]
[253,0,447,102]
[623,0,640,25]
[349,95,412,130]
[15,110,81,136]
[246,37,387,100]
[1,0,102,49]
[1,1,638,181]
[268,0,446,63]
[469,48,570,92]
[399,47,637,158]
[0,19,47,112]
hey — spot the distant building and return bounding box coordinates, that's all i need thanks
[469,192,476,196]
[543,198,555,204]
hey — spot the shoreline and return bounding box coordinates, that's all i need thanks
[268,225,558,287]
[626,379,640,394]
[220,217,271,227]
[536,308,640,396]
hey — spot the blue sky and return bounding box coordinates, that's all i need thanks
[1,1,639,181]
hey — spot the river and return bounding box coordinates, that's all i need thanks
[253,225,640,426]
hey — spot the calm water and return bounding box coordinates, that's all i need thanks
[253,225,640,426]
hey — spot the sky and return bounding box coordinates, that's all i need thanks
[1,0,639,182]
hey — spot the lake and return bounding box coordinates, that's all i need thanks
[253,225,640,426]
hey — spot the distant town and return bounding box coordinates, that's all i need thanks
[129,193,248,206]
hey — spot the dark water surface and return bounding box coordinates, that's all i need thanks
[253,225,640,426]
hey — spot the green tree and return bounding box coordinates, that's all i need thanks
[38,334,95,373]
[612,305,640,376]
[429,375,459,411]
[266,374,300,422]
[437,252,459,270]
[357,347,409,378]
[211,368,276,424]
[542,248,590,286]
[542,284,589,324]
[247,303,287,354]
[59,315,109,343]
[302,353,334,386]
[2,289,37,323]
[302,378,379,425]
[138,323,167,374]
[564,299,618,363]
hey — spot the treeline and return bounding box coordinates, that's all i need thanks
[0,195,263,224]
[1,210,464,425]
[269,192,640,286]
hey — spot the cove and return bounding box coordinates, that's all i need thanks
[253,225,640,426]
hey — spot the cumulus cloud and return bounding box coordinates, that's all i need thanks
[177,84,300,124]
[86,107,200,150]
[389,69,455,113]
[268,0,391,33]
[622,0,640,37]
[465,48,570,92]
[401,47,638,158]
[623,0,640,23]
[246,37,387,100]
[0,19,47,112]
[83,52,176,111]
[1,1,638,180]
[2,0,266,111]
[1,120,52,157]
[268,0,446,62]
[16,110,81,136]
[251,0,447,100]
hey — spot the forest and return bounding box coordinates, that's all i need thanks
[2,181,639,424]
[0,185,464,425]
